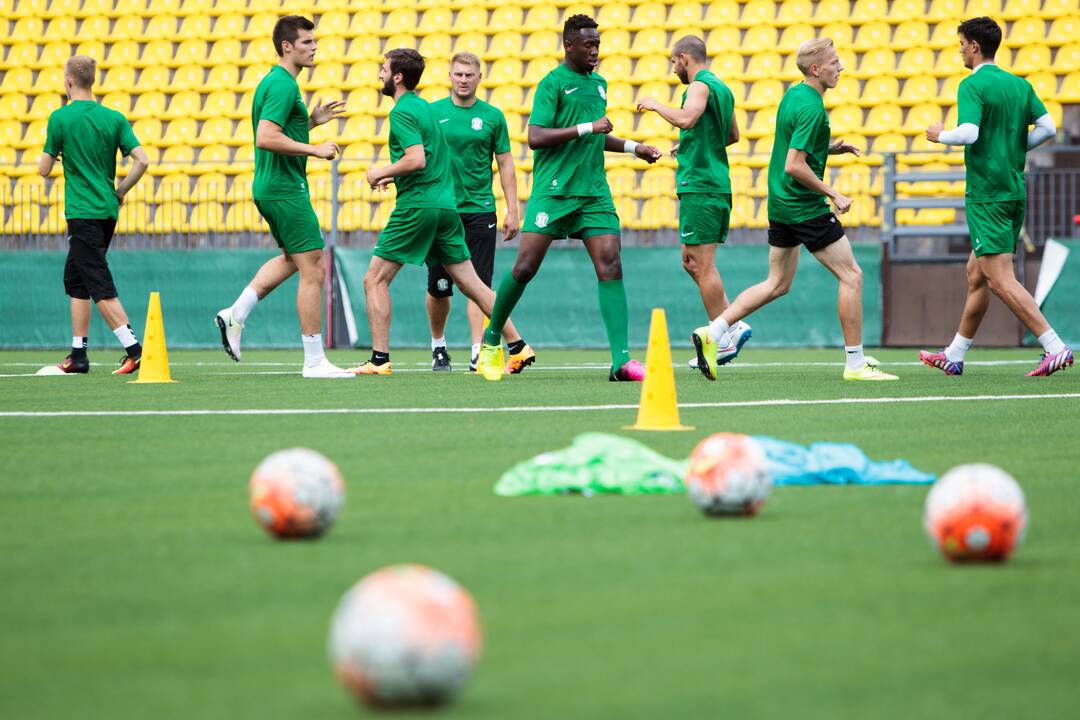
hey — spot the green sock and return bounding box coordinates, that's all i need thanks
[597,279,631,370]
[483,272,527,346]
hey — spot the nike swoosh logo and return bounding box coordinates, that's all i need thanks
[488,224,496,228]
[564,88,578,94]
[681,232,694,237]
[439,119,449,123]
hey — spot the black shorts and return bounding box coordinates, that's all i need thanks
[768,212,845,253]
[64,218,118,301]
[427,212,497,298]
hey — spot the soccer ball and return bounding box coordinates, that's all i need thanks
[328,564,482,708]
[684,433,772,516]
[923,463,1028,562]
[248,448,344,539]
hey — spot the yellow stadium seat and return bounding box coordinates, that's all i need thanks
[491,6,524,31]
[210,13,245,41]
[34,41,70,70]
[1056,43,1080,72]
[245,13,279,42]
[667,2,703,28]
[864,103,903,133]
[145,0,180,14]
[1042,99,1063,127]
[745,51,782,80]
[1000,0,1038,18]
[453,32,488,56]
[898,75,939,104]
[318,11,350,38]
[15,118,46,149]
[743,107,777,138]
[634,80,674,107]
[173,40,208,67]
[964,0,1002,17]
[523,58,557,85]
[637,196,678,230]
[454,5,488,34]
[208,39,243,67]
[10,0,45,18]
[101,92,132,115]
[340,114,377,144]
[237,65,267,92]
[149,202,189,234]
[857,48,896,78]
[302,62,345,92]
[1025,72,1057,100]
[194,119,234,148]
[170,64,203,92]
[523,5,559,32]
[522,31,560,59]
[343,62,379,91]
[1,43,40,71]
[851,0,888,22]
[232,144,254,166]
[1011,45,1051,74]
[222,202,256,232]
[135,65,171,94]
[111,15,143,41]
[813,0,849,25]
[131,118,162,147]
[189,203,225,232]
[143,14,177,41]
[27,93,61,120]
[99,65,136,94]
[483,58,523,88]
[603,82,633,111]
[73,40,105,65]
[629,28,667,57]
[705,25,740,52]
[1007,18,1048,47]
[202,65,239,93]
[0,120,21,148]
[629,2,667,30]
[902,103,943,134]
[11,16,44,39]
[153,173,191,204]
[488,32,524,60]
[595,29,628,57]
[778,23,814,52]
[743,25,780,53]
[744,79,784,109]
[418,7,452,33]
[224,173,254,202]
[896,48,936,78]
[3,204,43,235]
[487,85,523,113]
[829,104,864,134]
[927,0,965,23]
[596,54,630,83]
[137,40,173,68]
[777,0,813,26]
[1058,71,1080,101]
[852,22,891,52]
[0,68,32,95]
[634,54,671,81]
[192,173,227,203]
[740,0,776,28]
[178,14,212,41]
[337,142,376,174]
[597,3,631,29]
[337,172,368,202]
[1047,17,1079,46]
[29,65,61,95]
[161,118,198,148]
[419,33,452,60]
[102,40,138,69]
[382,9,418,37]
[893,21,930,50]
[868,133,907,156]
[43,16,76,42]
[163,92,201,121]
[711,51,744,80]
[334,201,366,233]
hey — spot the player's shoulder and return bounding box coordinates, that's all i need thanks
[591,71,607,87]
[474,98,505,118]
[429,96,453,111]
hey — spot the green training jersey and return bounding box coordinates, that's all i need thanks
[388,92,457,210]
[676,69,734,195]
[252,66,310,200]
[528,63,611,198]
[43,100,140,220]
[957,64,1047,204]
[430,97,511,214]
[768,82,831,224]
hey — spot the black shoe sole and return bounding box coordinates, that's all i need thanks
[432,364,452,372]
[215,315,239,362]
[691,333,717,381]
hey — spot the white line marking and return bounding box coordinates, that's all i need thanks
[0,359,1042,368]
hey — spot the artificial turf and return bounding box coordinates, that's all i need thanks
[1,347,1077,719]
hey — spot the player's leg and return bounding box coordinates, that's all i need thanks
[920,251,986,375]
[464,213,498,370]
[425,263,453,372]
[58,226,92,373]
[290,247,350,378]
[354,255,402,376]
[581,231,641,380]
[481,231,553,350]
[74,218,142,374]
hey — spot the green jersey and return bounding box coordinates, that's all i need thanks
[528,63,611,198]
[388,92,456,210]
[957,64,1047,203]
[430,97,511,214]
[768,82,831,224]
[676,69,734,195]
[252,66,310,200]
[43,100,140,220]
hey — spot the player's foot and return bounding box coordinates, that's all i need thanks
[609,359,645,382]
[1024,347,1073,377]
[303,360,354,378]
[432,347,451,372]
[919,349,963,376]
[719,321,752,366]
[505,343,536,374]
[691,327,718,381]
[215,308,243,362]
[469,352,479,372]
[347,361,392,376]
[57,354,89,374]
[843,362,899,381]
[475,343,503,382]
[112,354,140,375]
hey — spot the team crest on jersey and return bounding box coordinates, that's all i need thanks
[535,212,549,228]
[471,117,483,131]
[597,86,606,100]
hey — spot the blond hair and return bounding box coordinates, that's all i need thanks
[450,52,481,71]
[795,38,835,75]
[65,55,96,89]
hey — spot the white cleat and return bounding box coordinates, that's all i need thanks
[688,321,752,369]
[215,308,243,362]
[301,359,355,379]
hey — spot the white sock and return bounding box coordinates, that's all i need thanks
[302,333,325,367]
[944,334,973,363]
[231,286,259,324]
[471,342,481,358]
[72,335,87,350]
[707,316,731,346]
[113,324,138,349]
[1037,329,1066,355]
[845,345,865,371]
[431,336,446,350]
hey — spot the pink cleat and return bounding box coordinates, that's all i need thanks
[919,349,963,376]
[609,359,645,382]
[1025,347,1073,377]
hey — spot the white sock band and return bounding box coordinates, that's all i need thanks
[944,334,973,363]
[302,333,325,366]
[72,336,86,349]
[1038,329,1066,355]
[113,324,138,349]
[232,286,259,324]
[707,317,731,346]
[845,345,865,370]
[431,337,446,350]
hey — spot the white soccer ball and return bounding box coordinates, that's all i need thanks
[248,448,344,539]
[329,564,482,709]
[684,433,772,516]
[924,463,1028,562]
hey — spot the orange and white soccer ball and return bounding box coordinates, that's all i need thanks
[329,564,482,708]
[684,433,772,516]
[249,448,344,539]
[923,463,1028,562]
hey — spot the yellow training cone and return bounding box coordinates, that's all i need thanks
[130,291,176,384]
[481,316,505,369]
[626,308,691,431]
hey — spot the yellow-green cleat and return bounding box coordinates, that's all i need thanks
[691,327,718,381]
[476,343,504,382]
[843,362,899,381]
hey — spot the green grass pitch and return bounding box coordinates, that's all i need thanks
[1,347,1077,719]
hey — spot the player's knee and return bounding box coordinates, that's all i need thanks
[844,263,863,291]
[595,254,622,281]
[511,260,537,284]
[768,278,793,299]
[681,255,699,279]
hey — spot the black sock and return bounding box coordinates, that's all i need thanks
[127,342,142,358]
[71,346,88,361]
[507,339,527,354]
[370,350,390,366]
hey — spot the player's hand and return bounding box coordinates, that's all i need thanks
[635,97,660,113]
[366,166,388,187]
[832,193,853,215]
[372,177,394,191]
[313,141,340,160]
[926,121,944,143]
[502,208,520,241]
[309,99,346,127]
[669,143,679,158]
[636,144,662,164]
[592,117,614,134]
[829,138,861,156]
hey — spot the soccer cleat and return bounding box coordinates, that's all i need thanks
[609,359,645,382]
[469,352,479,372]
[475,343,504,381]
[112,354,140,375]
[1024,347,1073,377]
[347,361,392,376]
[919,349,963,376]
[505,343,536,374]
[215,308,243,362]
[691,327,718,381]
[57,354,89,374]
[719,321,752,366]
[432,347,452,372]
[843,362,899,381]
[303,359,355,378]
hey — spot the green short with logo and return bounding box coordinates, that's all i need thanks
[678,193,731,245]
[375,207,471,267]
[254,195,324,254]
[522,195,621,239]
[966,199,1024,256]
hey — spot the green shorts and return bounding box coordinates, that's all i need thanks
[522,195,620,239]
[254,195,324,254]
[678,193,731,245]
[375,207,470,267]
[967,200,1025,256]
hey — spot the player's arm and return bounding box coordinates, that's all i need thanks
[636,81,708,130]
[527,117,612,149]
[257,119,338,159]
[494,151,519,240]
[928,80,980,146]
[37,153,56,177]
[727,113,740,146]
[603,134,662,164]
[115,146,150,203]
[367,144,425,188]
[39,114,59,176]
[784,148,851,214]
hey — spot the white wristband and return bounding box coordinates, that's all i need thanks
[576,122,593,137]
[624,140,639,154]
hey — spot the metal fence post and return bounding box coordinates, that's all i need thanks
[881,152,896,257]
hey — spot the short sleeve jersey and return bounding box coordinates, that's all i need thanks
[430,97,511,213]
[768,82,831,224]
[252,66,310,200]
[43,100,140,220]
[957,65,1048,203]
[388,92,457,210]
[528,64,611,198]
[677,69,734,195]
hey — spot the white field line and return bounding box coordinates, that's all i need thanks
[1,393,1077,418]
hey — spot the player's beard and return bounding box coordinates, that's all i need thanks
[381,77,396,97]
[676,67,689,84]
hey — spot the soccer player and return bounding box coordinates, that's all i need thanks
[920,17,1071,377]
[39,55,150,375]
[426,52,531,373]
[475,14,662,383]
[214,16,351,379]
[636,35,752,375]
[351,49,529,376]
[691,38,897,382]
